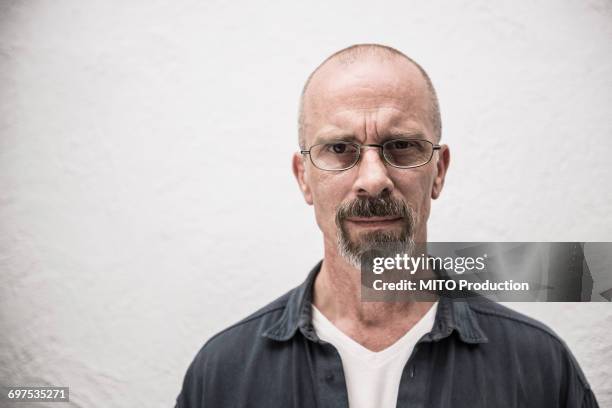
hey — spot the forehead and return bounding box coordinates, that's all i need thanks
[302,57,433,142]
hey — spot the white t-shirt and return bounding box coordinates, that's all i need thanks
[311,302,438,408]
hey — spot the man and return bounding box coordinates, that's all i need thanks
[176,44,598,407]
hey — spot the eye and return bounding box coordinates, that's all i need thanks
[388,140,416,150]
[326,142,354,154]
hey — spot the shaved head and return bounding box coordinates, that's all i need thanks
[298,44,441,149]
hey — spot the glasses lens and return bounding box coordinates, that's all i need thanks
[383,139,433,168]
[310,142,359,170]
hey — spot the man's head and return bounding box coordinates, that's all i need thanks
[293,44,450,267]
[298,45,442,150]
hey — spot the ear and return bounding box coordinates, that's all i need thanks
[431,144,450,200]
[292,152,313,205]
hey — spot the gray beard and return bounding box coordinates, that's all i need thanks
[336,218,416,270]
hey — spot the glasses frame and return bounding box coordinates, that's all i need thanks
[300,139,441,171]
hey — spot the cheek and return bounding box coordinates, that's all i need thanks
[310,172,353,232]
[393,168,436,220]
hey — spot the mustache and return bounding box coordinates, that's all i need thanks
[335,193,412,225]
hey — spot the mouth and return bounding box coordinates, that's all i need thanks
[345,216,403,228]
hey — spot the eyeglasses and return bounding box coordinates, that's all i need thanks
[300,139,441,171]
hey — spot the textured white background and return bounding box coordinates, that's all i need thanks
[1,0,611,407]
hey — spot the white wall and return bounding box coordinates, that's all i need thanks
[1,0,611,406]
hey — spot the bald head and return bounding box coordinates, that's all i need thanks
[298,44,441,149]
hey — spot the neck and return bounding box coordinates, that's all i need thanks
[312,232,433,329]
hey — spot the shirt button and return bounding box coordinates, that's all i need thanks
[325,373,334,381]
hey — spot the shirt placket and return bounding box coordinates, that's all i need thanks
[395,340,434,408]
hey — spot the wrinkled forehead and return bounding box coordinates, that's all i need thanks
[302,57,434,143]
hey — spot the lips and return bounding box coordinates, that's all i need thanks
[345,216,403,225]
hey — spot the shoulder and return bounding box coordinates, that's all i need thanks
[176,288,294,407]
[467,298,591,389]
[185,287,293,371]
[204,289,289,352]
[468,298,560,339]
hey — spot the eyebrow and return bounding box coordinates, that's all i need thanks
[384,129,426,139]
[312,131,426,146]
[312,134,361,146]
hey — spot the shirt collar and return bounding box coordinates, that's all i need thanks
[262,260,488,344]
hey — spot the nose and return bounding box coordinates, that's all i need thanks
[353,147,394,197]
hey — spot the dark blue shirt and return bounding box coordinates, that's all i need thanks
[176,261,599,407]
